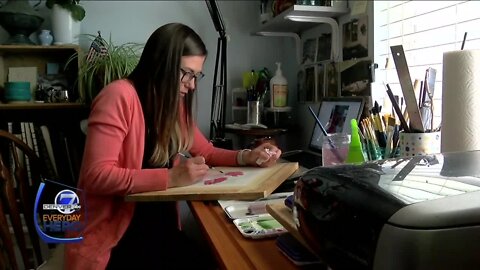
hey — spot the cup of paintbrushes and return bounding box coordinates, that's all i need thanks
[398,131,441,157]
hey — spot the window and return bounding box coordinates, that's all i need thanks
[373,0,480,128]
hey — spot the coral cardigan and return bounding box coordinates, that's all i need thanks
[65,80,238,270]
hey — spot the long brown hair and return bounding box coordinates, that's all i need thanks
[128,23,207,167]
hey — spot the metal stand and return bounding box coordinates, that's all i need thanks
[206,0,227,140]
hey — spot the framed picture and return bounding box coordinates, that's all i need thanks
[342,15,368,61]
[316,64,325,100]
[316,33,332,62]
[304,66,317,102]
[325,62,339,97]
[340,60,372,97]
[297,69,306,102]
[302,38,317,65]
[309,97,365,150]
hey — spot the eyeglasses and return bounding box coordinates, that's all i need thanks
[180,68,205,83]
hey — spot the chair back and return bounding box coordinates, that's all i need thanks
[0,130,45,270]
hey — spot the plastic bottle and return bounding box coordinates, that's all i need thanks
[345,119,367,164]
[269,62,288,108]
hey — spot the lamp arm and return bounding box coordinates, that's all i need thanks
[205,0,226,36]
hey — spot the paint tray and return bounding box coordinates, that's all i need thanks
[218,192,292,220]
[233,214,287,239]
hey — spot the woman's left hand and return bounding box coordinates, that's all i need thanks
[243,143,282,167]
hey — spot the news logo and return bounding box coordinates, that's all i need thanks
[34,180,86,243]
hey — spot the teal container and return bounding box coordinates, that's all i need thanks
[4,81,31,102]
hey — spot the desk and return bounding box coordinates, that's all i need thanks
[223,127,288,137]
[189,201,324,270]
[223,127,289,149]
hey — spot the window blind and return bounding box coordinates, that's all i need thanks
[373,0,480,128]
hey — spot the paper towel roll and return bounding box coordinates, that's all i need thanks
[442,49,480,153]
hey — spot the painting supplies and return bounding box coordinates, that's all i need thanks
[233,214,287,239]
[307,106,343,162]
[385,83,410,132]
[390,45,425,132]
[345,119,366,164]
[461,32,468,50]
[419,68,436,132]
[218,192,292,219]
[177,152,224,173]
[384,116,396,158]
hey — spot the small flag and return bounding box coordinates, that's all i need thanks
[86,31,108,63]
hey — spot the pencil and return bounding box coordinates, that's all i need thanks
[177,152,224,173]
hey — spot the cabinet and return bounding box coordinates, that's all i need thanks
[0,44,82,103]
[253,4,350,63]
[0,45,88,186]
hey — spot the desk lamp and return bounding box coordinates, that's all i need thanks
[205,0,230,148]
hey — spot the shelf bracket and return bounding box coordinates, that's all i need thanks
[255,32,302,65]
[284,15,340,63]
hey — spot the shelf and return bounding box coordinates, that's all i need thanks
[254,5,349,34]
[0,102,87,110]
[0,102,89,124]
[0,45,80,53]
[253,4,349,63]
[224,126,288,137]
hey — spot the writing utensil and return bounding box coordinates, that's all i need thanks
[461,32,467,50]
[384,116,396,158]
[385,83,410,132]
[177,152,224,173]
[307,106,343,162]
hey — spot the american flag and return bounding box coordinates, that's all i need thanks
[86,31,108,63]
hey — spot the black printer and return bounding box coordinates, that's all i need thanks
[293,150,480,270]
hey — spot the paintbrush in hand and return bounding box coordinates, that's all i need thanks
[177,152,224,173]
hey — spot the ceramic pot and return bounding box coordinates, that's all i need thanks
[0,0,44,44]
[51,4,80,45]
[38,29,53,46]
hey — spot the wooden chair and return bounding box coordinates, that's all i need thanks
[0,130,45,270]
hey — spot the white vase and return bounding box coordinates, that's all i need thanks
[51,4,80,45]
[38,29,54,45]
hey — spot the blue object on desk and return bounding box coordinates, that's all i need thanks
[5,81,31,102]
[276,233,323,266]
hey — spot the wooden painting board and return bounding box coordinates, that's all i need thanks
[266,203,315,253]
[125,162,298,202]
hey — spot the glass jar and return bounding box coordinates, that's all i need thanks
[322,133,350,166]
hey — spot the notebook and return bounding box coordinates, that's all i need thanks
[281,97,365,169]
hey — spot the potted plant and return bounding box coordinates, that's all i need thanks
[66,33,143,103]
[46,0,85,22]
[46,0,85,44]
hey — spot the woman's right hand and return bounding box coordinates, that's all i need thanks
[168,156,209,188]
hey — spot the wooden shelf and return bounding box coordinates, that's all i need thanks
[0,102,87,110]
[254,5,349,34]
[0,45,79,53]
[224,127,288,137]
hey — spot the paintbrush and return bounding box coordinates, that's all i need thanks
[177,152,224,173]
[307,106,344,162]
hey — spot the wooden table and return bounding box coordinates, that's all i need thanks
[189,201,327,270]
[190,201,303,270]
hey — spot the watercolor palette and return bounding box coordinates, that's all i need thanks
[219,192,292,220]
[233,214,287,239]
